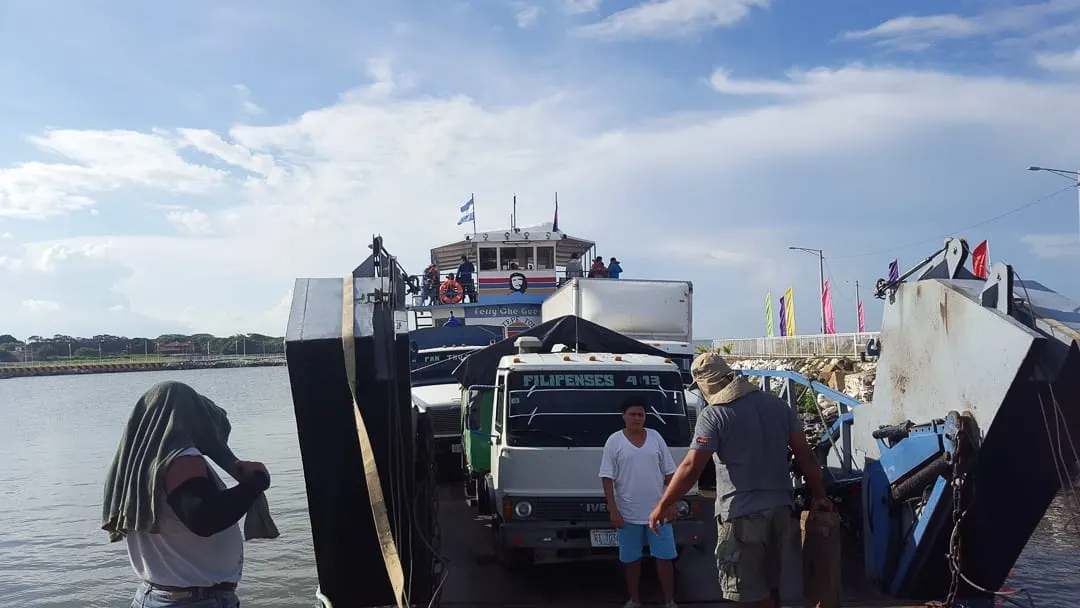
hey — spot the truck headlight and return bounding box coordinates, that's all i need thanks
[513,500,533,518]
[677,499,691,518]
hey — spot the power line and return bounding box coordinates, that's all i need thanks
[830,184,1078,260]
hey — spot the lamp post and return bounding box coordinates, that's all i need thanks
[1027,166,1080,240]
[789,246,826,335]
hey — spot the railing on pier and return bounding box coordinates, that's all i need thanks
[712,332,880,358]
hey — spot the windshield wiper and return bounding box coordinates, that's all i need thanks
[511,428,577,446]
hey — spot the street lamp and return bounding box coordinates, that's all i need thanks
[1027,166,1080,240]
[789,246,826,335]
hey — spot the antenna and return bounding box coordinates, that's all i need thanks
[512,195,518,232]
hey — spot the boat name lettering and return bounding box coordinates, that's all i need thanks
[519,374,615,388]
[469,305,541,318]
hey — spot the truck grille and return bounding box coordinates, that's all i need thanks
[532,497,611,522]
[426,407,460,437]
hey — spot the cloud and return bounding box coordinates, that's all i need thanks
[574,0,768,40]
[562,0,601,15]
[515,4,542,28]
[22,298,61,313]
[234,84,267,117]
[839,0,1080,51]
[1035,47,1080,71]
[6,54,1080,338]
[1023,233,1080,257]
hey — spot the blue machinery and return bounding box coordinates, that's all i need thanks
[743,237,1080,606]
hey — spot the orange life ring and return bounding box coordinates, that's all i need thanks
[439,279,464,304]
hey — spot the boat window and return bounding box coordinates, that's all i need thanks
[479,247,498,271]
[536,246,555,270]
[501,246,534,270]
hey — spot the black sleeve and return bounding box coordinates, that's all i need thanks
[166,472,270,537]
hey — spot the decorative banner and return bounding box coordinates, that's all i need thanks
[888,259,899,282]
[972,240,989,279]
[857,300,866,333]
[765,292,775,337]
[779,296,788,337]
[784,287,797,336]
[823,280,836,335]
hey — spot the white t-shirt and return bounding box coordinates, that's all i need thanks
[598,429,678,525]
[126,447,244,587]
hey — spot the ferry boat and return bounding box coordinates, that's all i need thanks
[407,220,597,338]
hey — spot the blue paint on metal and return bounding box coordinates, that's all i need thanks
[739,368,864,409]
[877,429,943,485]
[890,475,948,596]
[863,459,897,587]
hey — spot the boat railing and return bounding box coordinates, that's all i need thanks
[738,368,864,480]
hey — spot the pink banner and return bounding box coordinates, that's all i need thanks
[857,300,865,333]
[823,280,836,335]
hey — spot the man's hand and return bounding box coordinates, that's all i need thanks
[235,460,270,486]
[609,510,624,529]
[647,503,676,535]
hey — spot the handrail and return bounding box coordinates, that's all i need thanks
[738,368,864,410]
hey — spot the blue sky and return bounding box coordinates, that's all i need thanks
[2,0,1080,340]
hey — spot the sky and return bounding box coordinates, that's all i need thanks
[2,0,1080,341]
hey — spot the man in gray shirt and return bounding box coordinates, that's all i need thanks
[648,352,830,607]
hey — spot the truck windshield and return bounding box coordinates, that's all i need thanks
[669,355,693,385]
[410,349,476,387]
[504,370,689,448]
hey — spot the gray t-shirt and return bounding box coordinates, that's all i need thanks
[690,389,802,521]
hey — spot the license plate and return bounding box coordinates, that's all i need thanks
[590,529,619,548]
[451,444,462,453]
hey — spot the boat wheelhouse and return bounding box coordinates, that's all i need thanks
[409,222,597,337]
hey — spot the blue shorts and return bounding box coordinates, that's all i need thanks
[616,522,678,563]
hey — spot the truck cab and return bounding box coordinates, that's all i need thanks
[477,348,706,566]
[410,345,482,459]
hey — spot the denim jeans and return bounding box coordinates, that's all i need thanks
[131,581,240,608]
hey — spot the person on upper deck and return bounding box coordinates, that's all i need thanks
[566,253,584,279]
[457,255,477,303]
[423,263,440,305]
[608,257,623,279]
[102,381,279,608]
[647,353,831,608]
[589,256,608,278]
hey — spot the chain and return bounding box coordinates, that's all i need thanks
[928,415,968,608]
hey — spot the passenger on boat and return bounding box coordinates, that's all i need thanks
[101,381,279,608]
[423,263,440,305]
[457,255,477,303]
[600,396,680,608]
[566,253,584,278]
[608,257,623,279]
[648,353,831,608]
[443,311,463,327]
[589,256,608,278]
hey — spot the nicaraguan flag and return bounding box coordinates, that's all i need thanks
[460,196,474,213]
[458,211,474,226]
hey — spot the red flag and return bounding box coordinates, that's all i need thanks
[857,300,865,333]
[972,240,989,279]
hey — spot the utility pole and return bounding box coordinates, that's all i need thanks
[789,246,827,335]
[855,280,861,332]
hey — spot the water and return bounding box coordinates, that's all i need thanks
[1,367,1078,607]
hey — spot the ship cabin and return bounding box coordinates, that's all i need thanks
[410,222,596,337]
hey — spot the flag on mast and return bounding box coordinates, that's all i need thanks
[823,280,836,334]
[972,240,989,278]
[458,195,475,229]
[784,287,797,336]
[765,293,775,337]
[857,300,866,333]
[778,296,787,337]
[888,259,899,282]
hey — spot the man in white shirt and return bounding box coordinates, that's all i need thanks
[600,396,679,608]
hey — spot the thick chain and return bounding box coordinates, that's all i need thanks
[928,415,967,608]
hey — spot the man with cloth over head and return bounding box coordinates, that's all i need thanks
[648,353,831,608]
[102,380,280,608]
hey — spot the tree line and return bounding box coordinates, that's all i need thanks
[0,333,285,363]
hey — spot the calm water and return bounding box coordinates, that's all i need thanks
[1,367,1078,607]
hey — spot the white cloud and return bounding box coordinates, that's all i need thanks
[839,0,1080,51]
[5,59,1080,338]
[563,0,601,15]
[234,84,267,116]
[22,298,61,313]
[515,4,542,28]
[1023,233,1080,257]
[574,0,768,40]
[1035,47,1080,71]
[1,231,11,239]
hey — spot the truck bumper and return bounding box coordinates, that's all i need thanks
[496,519,706,565]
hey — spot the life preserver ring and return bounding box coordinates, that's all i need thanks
[439,279,464,304]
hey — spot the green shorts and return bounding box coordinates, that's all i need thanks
[715,505,794,603]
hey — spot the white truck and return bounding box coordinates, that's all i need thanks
[478,340,706,566]
[541,278,695,379]
[410,345,482,460]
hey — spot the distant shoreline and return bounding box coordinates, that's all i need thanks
[0,356,286,380]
